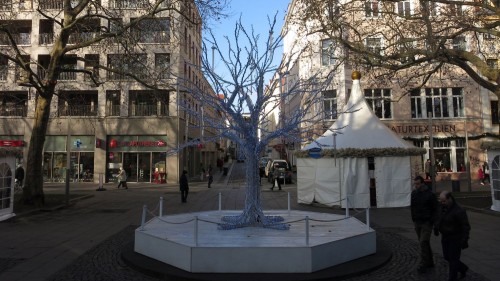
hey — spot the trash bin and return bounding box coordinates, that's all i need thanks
[451,180,460,192]
[223,167,228,176]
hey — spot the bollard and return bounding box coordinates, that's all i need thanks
[194,216,199,246]
[366,207,370,231]
[305,216,309,246]
[140,204,147,231]
[159,197,164,217]
[287,192,291,216]
[345,196,350,218]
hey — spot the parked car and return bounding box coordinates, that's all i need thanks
[267,159,292,184]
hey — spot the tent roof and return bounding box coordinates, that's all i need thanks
[304,75,413,150]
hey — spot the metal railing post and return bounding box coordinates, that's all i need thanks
[305,216,309,246]
[366,207,370,231]
[194,216,199,246]
[159,197,164,217]
[287,192,291,216]
[140,204,147,231]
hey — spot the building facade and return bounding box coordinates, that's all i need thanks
[280,0,500,181]
[0,0,220,184]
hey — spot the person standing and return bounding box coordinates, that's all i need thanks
[116,167,128,189]
[434,191,471,281]
[15,164,25,187]
[180,170,189,203]
[482,162,490,185]
[207,165,213,188]
[424,159,431,179]
[411,175,439,273]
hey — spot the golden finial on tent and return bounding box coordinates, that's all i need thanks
[351,71,361,80]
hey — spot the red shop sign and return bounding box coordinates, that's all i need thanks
[0,140,24,147]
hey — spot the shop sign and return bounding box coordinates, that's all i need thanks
[0,140,24,147]
[109,139,167,148]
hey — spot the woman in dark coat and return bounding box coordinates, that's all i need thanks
[180,170,189,203]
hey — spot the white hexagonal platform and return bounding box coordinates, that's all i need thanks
[134,210,376,273]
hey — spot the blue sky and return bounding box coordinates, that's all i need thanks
[205,0,290,82]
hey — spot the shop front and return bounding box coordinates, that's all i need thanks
[43,136,95,182]
[106,136,168,183]
[0,138,24,221]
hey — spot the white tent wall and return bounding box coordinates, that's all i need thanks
[341,157,370,208]
[486,151,500,212]
[296,158,342,206]
[374,156,412,207]
[297,158,316,204]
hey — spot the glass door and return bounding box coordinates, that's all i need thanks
[0,162,13,219]
[123,153,138,182]
[138,153,151,182]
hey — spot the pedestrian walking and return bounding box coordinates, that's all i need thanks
[180,170,189,203]
[270,163,282,191]
[434,191,471,281]
[411,175,439,273]
[116,167,128,189]
[207,165,213,188]
[425,159,431,179]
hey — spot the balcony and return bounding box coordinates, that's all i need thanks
[39,33,54,45]
[133,31,169,44]
[106,105,121,116]
[130,104,167,117]
[39,0,63,9]
[0,33,31,45]
[0,106,27,117]
[109,0,147,9]
[58,105,97,117]
[0,66,7,81]
[68,32,99,44]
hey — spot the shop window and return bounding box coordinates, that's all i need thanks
[365,88,392,119]
[433,139,451,172]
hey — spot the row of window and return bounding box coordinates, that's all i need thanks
[322,87,465,120]
[0,18,171,46]
[364,0,486,18]
[0,0,175,11]
[0,53,171,82]
[320,35,499,67]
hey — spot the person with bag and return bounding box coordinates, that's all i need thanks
[434,191,471,281]
[411,175,439,273]
[116,167,128,189]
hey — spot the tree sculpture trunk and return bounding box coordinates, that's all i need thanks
[219,145,288,230]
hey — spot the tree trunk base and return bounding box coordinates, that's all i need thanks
[219,212,289,230]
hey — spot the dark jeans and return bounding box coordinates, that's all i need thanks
[414,221,434,266]
[117,181,127,188]
[442,234,468,281]
[181,189,189,202]
[271,177,282,190]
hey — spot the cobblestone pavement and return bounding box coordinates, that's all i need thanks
[45,225,490,281]
[1,162,497,281]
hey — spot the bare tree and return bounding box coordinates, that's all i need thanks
[288,0,500,97]
[182,16,332,229]
[0,0,227,206]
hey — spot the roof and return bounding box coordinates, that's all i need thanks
[304,74,413,150]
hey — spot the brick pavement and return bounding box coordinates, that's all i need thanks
[0,162,498,281]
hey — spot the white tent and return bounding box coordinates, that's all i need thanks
[297,72,422,208]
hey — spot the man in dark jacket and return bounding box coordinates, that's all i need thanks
[434,191,471,281]
[411,175,439,273]
[180,170,189,203]
[15,165,25,187]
